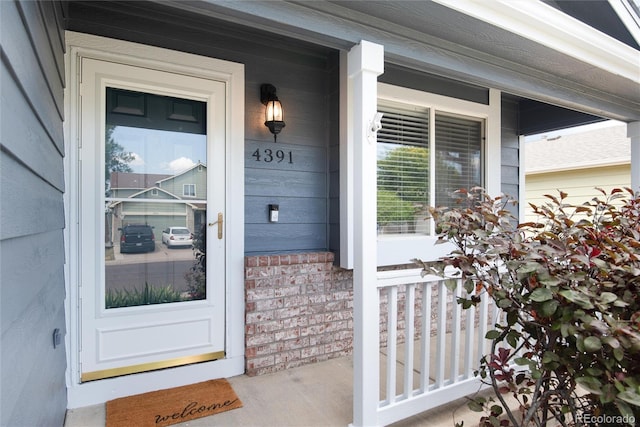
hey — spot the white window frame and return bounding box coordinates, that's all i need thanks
[183,183,196,197]
[376,83,501,266]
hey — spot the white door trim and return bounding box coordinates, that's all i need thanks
[63,31,245,408]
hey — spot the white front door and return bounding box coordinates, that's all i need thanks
[79,57,227,381]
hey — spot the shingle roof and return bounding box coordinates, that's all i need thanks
[109,172,172,188]
[525,124,630,174]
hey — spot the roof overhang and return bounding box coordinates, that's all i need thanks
[157,0,640,123]
[435,0,638,83]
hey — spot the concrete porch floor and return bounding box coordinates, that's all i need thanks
[64,355,489,427]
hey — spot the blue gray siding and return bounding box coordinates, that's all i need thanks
[1,1,68,425]
[502,94,521,218]
[66,1,338,256]
[66,2,523,259]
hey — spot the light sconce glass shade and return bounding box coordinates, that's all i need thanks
[265,99,284,122]
[261,84,285,142]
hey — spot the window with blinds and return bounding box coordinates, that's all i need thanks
[435,113,483,208]
[377,106,430,235]
[377,104,484,236]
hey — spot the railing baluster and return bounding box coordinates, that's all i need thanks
[385,286,398,404]
[450,279,462,383]
[435,280,447,388]
[403,283,415,398]
[478,284,490,359]
[464,283,476,378]
[419,282,431,392]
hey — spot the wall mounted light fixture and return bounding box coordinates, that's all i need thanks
[260,84,285,142]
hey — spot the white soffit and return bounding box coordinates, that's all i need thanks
[434,0,640,84]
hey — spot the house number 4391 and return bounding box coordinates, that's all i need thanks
[252,148,293,164]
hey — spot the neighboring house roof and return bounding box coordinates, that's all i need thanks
[525,124,630,174]
[109,186,187,208]
[155,161,206,186]
[110,172,172,188]
[128,187,180,199]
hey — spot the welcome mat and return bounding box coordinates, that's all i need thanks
[106,379,243,427]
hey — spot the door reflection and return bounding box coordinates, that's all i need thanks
[103,88,207,308]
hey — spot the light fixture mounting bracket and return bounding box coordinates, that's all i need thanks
[261,84,278,105]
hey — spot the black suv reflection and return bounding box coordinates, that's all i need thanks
[118,224,155,253]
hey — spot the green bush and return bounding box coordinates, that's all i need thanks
[416,187,640,427]
[105,282,183,308]
[377,190,417,226]
[184,269,206,300]
[185,223,207,300]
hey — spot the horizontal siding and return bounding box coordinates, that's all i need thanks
[246,196,326,224]
[0,152,65,240]
[159,171,207,199]
[1,60,65,191]
[245,140,328,254]
[2,1,64,152]
[245,224,327,253]
[0,1,67,426]
[0,233,66,423]
[245,140,326,173]
[524,165,631,223]
[66,2,336,255]
[501,95,520,219]
[245,168,327,198]
[0,230,64,329]
[245,81,330,147]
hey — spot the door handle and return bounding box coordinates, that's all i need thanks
[208,212,223,239]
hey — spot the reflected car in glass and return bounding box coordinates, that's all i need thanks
[162,227,194,248]
[119,224,156,253]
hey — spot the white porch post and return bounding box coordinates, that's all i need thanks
[628,122,640,192]
[349,40,384,427]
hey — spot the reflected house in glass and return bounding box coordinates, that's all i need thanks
[108,162,207,248]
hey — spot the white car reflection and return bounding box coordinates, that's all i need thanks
[161,227,193,248]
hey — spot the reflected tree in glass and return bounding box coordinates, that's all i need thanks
[185,221,207,300]
[105,125,135,183]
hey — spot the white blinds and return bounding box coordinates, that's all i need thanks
[434,113,483,207]
[376,105,484,235]
[377,106,430,235]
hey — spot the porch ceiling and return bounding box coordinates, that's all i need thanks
[155,0,640,125]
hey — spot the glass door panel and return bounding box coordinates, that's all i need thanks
[104,88,207,308]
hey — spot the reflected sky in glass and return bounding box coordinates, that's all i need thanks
[112,126,207,174]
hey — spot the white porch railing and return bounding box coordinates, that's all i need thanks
[366,268,499,426]
[346,39,501,427]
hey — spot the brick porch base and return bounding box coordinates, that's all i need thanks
[244,252,354,376]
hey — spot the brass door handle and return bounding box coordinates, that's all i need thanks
[208,212,223,239]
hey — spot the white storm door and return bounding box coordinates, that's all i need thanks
[79,58,227,381]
